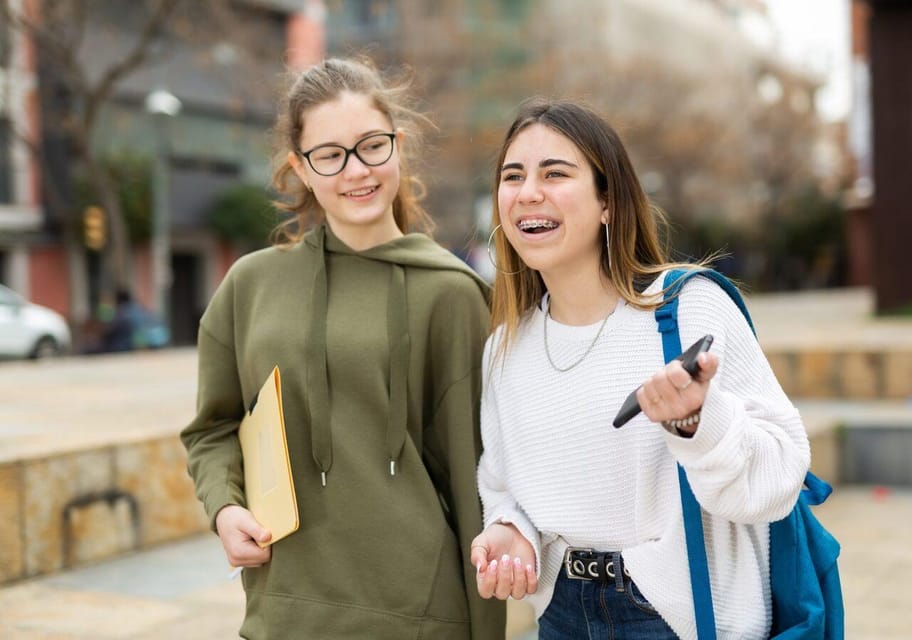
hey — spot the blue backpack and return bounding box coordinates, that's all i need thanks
[657,269,844,639]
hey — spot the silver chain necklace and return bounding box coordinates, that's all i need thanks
[543,298,612,372]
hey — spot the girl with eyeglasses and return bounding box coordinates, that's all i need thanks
[469,99,810,639]
[181,57,504,640]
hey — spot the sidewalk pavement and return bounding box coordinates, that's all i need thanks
[1,485,909,639]
[2,287,911,638]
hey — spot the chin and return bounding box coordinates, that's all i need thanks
[510,249,552,273]
[336,207,393,229]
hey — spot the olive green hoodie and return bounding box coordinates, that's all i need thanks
[181,224,505,639]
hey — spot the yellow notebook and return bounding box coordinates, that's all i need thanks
[238,366,298,547]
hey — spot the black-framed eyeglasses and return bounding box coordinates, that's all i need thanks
[297,132,396,177]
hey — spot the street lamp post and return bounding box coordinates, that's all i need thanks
[144,89,181,335]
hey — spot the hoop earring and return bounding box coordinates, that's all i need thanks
[487,225,526,275]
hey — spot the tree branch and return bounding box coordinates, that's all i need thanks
[0,1,89,95]
[83,0,182,130]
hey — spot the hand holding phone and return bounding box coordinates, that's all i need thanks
[612,335,714,428]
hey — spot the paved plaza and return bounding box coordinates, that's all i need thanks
[0,486,909,638]
[1,287,911,638]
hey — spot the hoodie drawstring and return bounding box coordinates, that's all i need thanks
[306,226,332,486]
[386,264,409,475]
[306,224,411,485]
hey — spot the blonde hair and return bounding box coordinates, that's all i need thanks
[271,57,434,244]
[490,98,711,359]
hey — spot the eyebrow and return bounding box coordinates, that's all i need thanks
[307,129,389,149]
[501,158,579,172]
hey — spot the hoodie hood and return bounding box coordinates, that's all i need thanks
[303,223,489,485]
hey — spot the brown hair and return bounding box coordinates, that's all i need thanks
[490,98,710,357]
[271,57,434,244]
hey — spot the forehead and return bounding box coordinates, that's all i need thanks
[300,91,392,146]
[504,123,585,165]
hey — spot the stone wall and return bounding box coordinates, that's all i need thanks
[768,349,912,400]
[0,436,207,584]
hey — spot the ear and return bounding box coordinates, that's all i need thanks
[395,127,406,152]
[287,151,311,190]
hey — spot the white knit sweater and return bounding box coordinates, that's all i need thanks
[478,273,811,640]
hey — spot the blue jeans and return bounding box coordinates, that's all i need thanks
[538,553,677,640]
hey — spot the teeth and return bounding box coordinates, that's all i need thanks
[346,186,376,197]
[518,218,558,231]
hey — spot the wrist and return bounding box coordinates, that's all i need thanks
[491,521,520,535]
[662,408,702,438]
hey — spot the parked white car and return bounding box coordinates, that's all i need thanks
[0,284,71,359]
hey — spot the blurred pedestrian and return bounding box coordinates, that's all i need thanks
[469,98,810,639]
[101,289,140,352]
[180,57,504,639]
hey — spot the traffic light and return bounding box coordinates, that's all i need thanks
[83,206,107,250]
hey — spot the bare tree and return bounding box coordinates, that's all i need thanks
[2,0,183,322]
[2,0,285,322]
[375,0,825,270]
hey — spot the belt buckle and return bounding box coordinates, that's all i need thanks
[564,546,596,581]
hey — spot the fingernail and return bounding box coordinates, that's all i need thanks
[501,554,510,564]
[527,564,534,573]
[476,561,483,574]
[490,559,498,571]
[513,557,522,568]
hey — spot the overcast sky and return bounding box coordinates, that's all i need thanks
[764,0,851,121]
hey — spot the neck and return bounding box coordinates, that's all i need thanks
[542,268,618,326]
[326,214,403,251]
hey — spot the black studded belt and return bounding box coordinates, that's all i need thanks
[563,547,631,582]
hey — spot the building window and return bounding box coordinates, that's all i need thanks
[326,0,396,33]
[0,119,12,203]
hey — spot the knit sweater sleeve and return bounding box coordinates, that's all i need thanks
[663,276,811,524]
[179,271,247,531]
[477,332,543,572]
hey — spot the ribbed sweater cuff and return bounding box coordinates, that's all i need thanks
[664,384,743,468]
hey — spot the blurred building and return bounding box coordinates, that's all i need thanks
[2,0,325,348]
[846,0,911,313]
[0,0,45,302]
[4,0,861,341]
[844,0,874,288]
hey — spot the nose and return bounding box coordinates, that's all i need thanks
[341,150,371,179]
[517,175,543,204]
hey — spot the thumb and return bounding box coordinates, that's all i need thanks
[255,527,273,544]
[470,536,490,571]
[238,511,272,544]
[695,352,719,382]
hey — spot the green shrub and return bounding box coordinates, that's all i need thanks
[206,183,277,247]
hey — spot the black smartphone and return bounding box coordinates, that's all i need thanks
[612,334,714,428]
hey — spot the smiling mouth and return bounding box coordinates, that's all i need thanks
[518,218,559,234]
[344,186,378,197]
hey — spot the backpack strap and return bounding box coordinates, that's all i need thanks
[657,268,756,340]
[658,268,830,638]
[659,269,720,640]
